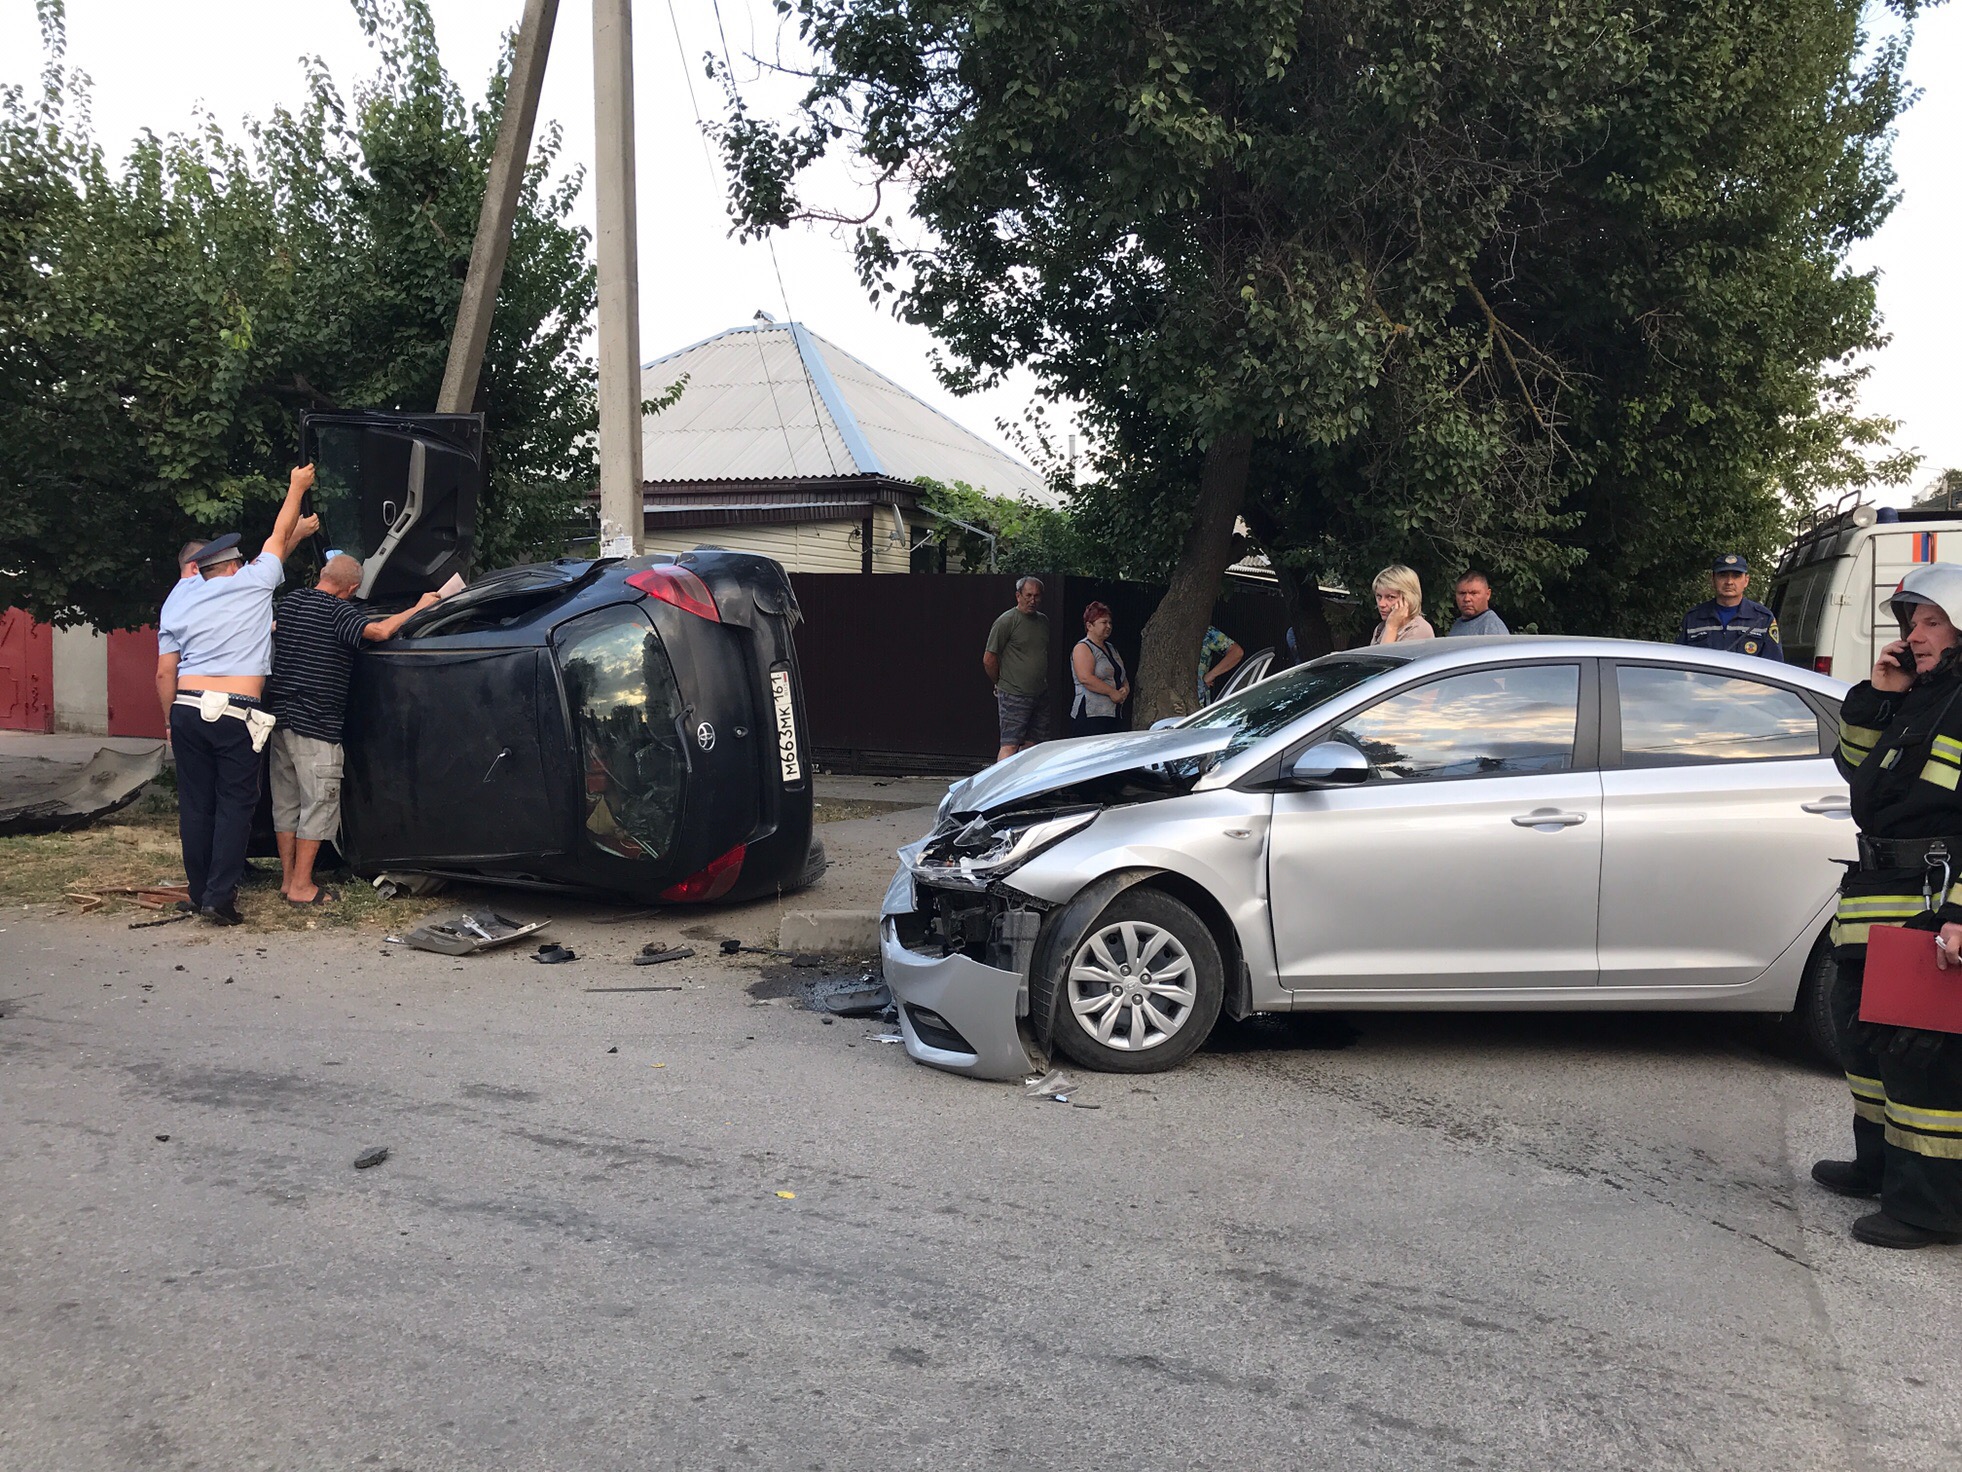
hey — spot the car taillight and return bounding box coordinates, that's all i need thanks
[1812,656,1833,675]
[625,565,720,621]
[660,843,745,902]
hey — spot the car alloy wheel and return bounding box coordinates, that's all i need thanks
[1067,920,1199,1052]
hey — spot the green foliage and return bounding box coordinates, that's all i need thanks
[912,476,1090,574]
[722,0,1921,647]
[0,0,596,629]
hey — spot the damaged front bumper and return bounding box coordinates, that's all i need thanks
[879,855,1043,1081]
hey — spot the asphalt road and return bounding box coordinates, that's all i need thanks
[4,907,1960,1472]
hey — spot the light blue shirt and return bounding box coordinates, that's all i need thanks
[157,554,285,677]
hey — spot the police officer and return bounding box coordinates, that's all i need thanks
[154,465,318,925]
[1813,562,1962,1248]
[1676,553,1783,660]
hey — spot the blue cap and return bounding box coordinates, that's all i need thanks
[1712,552,1749,575]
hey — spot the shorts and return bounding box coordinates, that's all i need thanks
[269,728,345,841]
[996,689,1052,747]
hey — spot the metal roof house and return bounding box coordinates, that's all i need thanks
[635,321,1051,573]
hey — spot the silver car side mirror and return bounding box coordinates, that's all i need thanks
[1289,741,1370,786]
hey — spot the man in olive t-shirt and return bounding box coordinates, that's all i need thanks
[982,576,1051,762]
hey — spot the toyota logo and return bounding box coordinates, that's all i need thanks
[696,722,716,751]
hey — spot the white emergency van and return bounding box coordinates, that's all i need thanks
[1767,496,1962,678]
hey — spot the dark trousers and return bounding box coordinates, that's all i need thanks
[170,702,264,912]
[1831,949,1962,1232]
[1070,712,1126,738]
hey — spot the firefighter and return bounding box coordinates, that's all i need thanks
[1813,561,1962,1247]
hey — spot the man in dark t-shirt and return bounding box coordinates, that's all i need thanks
[265,555,437,904]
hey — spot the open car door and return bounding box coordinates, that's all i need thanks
[299,412,485,602]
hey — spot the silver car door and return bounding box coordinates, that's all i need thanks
[1269,660,1602,990]
[1597,660,1845,987]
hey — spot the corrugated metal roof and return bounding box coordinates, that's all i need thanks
[639,323,1054,504]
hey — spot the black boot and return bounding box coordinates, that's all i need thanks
[1811,1159,1882,1198]
[1851,1212,1962,1249]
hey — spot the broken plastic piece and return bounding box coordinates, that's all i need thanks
[1022,1067,1076,1099]
[606,1046,619,1054]
[0,743,163,835]
[633,944,695,966]
[870,1032,904,1044]
[822,981,892,1018]
[154,1133,170,1142]
[719,938,742,954]
[371,871,449,900]
[775,1190,796,1200]
[533,943,577,964]
[353,1147,389,1170]
[396,911,548,956]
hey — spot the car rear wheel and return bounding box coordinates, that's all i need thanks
[1050,888,1224,1073]
[789,836,828,893]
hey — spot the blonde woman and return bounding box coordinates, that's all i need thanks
[1369,564,1435,644]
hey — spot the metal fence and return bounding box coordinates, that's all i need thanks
[789,572,1303,774]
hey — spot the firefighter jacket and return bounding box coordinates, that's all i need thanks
[1830,656,1962,947]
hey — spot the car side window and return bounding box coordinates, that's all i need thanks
[1616,665,1822,766]
[1330,664,1581,781]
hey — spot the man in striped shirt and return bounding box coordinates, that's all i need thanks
[264,556,437,904]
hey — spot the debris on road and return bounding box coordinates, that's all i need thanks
[154,1134,170,1142]
[395,911,548,956]
[775,1190,796,1199]
[0,743,163,836]
[371,872,449,900]
[353,1147,389,1170]
[633,944,694,966]
[721,938,799,958]
[533,943,577,965]
[606,1046,618,1053]
[1023,1067,1077,1101]
[818,977,892,1018]
[128,911,193,930]
[870,1032,904,1044]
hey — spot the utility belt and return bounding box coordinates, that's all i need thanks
[1853,834,1962,872]
[174,690,277,752]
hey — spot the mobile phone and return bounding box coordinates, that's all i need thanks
[1892,645,1917,674]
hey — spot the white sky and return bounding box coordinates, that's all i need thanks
[3,0,1956,492]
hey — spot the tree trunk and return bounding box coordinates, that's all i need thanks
[1133,432,1255,726]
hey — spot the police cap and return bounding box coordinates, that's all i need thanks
[191,533,244,568]
[1711,552,1749,575]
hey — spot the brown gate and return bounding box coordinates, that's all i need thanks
[789,573,1298,775]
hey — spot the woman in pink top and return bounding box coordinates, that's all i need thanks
[1368,564,1436,644]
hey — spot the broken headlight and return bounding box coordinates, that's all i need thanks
[909,809,1097,892]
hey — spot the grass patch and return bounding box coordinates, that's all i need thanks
[0,781,398,932]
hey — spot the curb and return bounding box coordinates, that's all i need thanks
[778,909,880,953]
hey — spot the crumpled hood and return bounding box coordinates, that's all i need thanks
[943,727,1231,816]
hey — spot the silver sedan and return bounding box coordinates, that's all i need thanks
[881,637,1854,1080]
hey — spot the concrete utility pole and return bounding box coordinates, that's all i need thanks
[437,0,562,415]
[592,0,645,557]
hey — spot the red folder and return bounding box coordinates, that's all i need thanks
[1861,925,1962,1035]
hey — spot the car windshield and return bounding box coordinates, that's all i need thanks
[553,604,686,862]
[1181,655,1399,760]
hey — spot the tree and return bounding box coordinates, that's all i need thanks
[912,476,1087,574]
[0,0,596,630]
[720,0,1918,708]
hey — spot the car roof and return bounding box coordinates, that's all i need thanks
[1309,634,1849,698]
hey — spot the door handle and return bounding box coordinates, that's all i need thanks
[1511,809,1587,829]
[1800,797,1851,815]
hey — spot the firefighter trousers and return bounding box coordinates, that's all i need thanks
[1830,948,1962,1233]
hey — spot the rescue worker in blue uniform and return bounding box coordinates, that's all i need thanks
[1814,562,1962,1248]
[1675,553,1783,660]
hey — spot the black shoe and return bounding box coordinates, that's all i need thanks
[199,904,244,927]
[1811,1159,1882,1198]
[1851,1211,1962,1249]
[172,899,197,914]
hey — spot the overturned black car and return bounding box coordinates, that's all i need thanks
[298,411,820,905]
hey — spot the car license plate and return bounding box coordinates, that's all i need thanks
[770,669,802,783]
